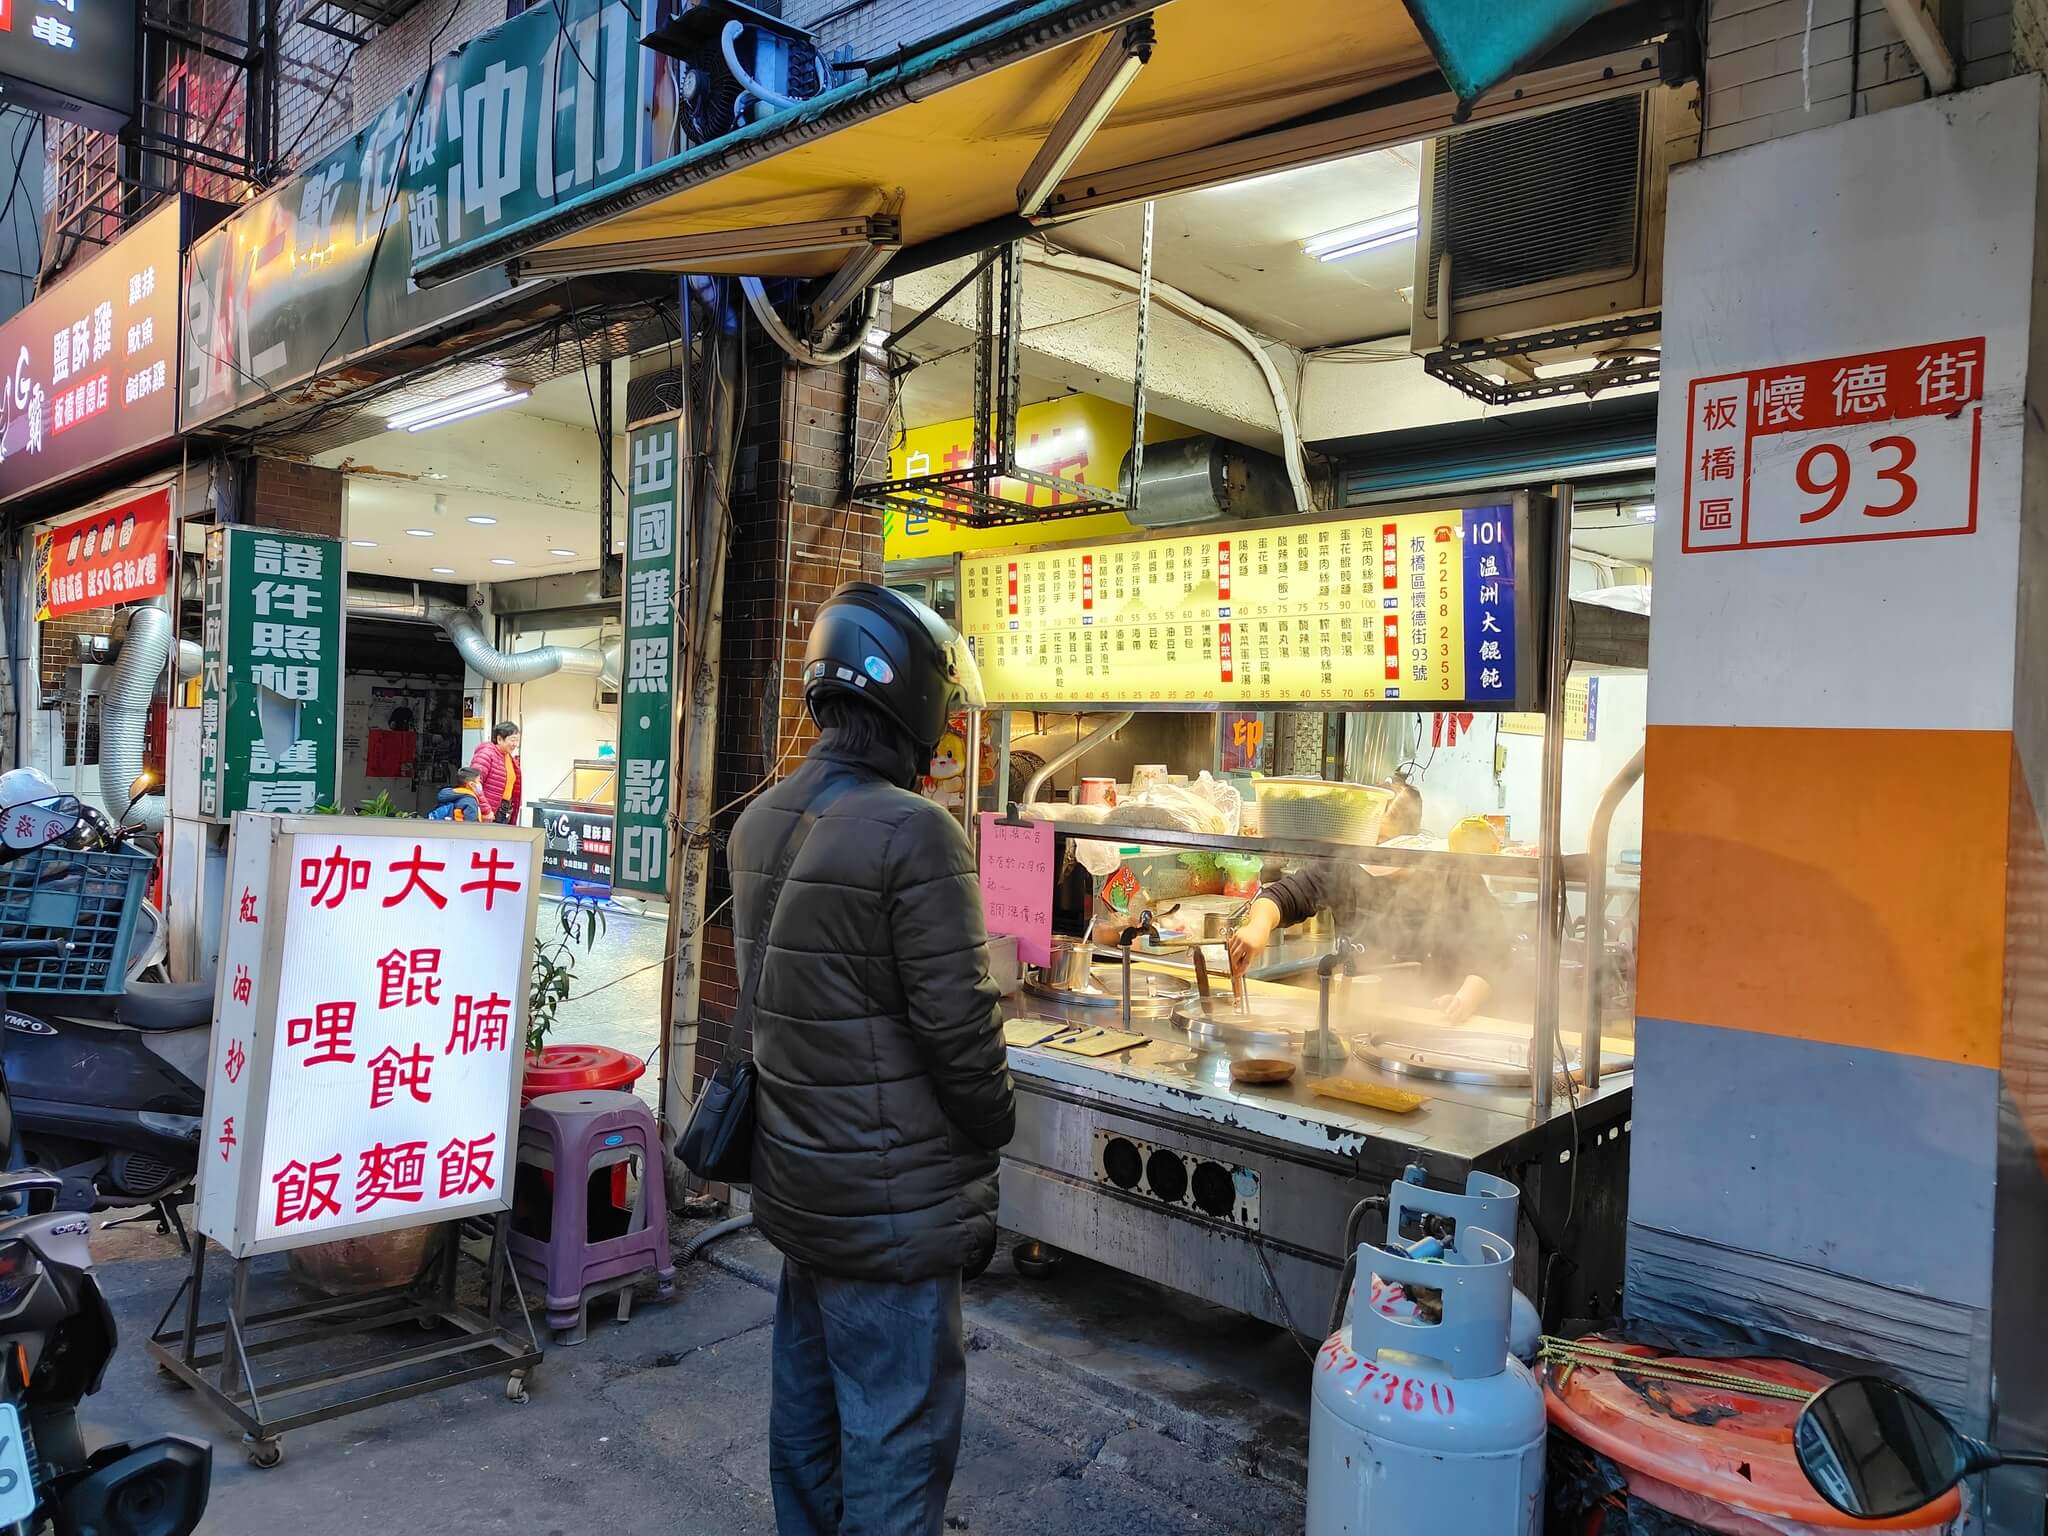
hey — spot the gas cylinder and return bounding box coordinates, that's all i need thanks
[1385,1168,1542,1362]
[1306,1220,1546,1536]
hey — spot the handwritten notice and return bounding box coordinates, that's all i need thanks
[978,814,1053,968]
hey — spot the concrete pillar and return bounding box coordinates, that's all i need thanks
[1630,72,2048,1527]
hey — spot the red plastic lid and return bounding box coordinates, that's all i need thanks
[1545,1339,1963,1531]
[521,1044,647,1099]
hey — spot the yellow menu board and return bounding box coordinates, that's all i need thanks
[960,506,1523,708]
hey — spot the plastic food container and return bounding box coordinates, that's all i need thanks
[1254,778,1393,845]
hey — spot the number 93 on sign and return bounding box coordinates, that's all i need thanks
[1748,411,1979,548]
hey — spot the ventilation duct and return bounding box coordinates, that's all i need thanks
[98,604,199,833]
[428,599,607,685]
[341,586,619,688]
[1116,436,1294,528]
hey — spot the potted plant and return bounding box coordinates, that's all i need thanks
[520,897,646,1103]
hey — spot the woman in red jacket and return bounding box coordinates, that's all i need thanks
[470,721,522,825]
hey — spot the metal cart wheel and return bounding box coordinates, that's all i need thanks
[243,1435,284,1470]
[505,1371,530,1404]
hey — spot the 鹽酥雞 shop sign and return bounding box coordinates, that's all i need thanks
[0,200,180,503]
[1684,336,1987,553]
[35,486,171,619]
[196,813,541,1258]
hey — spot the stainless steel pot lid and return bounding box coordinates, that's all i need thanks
[1172,993,1322,1053]
[1024,968,1193,1014]
[1353,1026,1590,1087]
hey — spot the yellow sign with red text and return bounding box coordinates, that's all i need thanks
[882,395,1191,562]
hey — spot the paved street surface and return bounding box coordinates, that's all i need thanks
[548,901,668,1113]
[83,1221,1309,1535]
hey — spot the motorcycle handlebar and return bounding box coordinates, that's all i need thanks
[0,939,65,957]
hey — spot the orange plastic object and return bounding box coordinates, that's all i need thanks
[1545,1340,1964,1532]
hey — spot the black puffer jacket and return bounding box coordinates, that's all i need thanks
[729,731,1015,1282]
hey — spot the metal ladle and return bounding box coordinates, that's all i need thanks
[1116,910,1164,1034]
[1302,933,1362,1069]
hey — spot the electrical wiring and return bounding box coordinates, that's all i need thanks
[297,0,465,399]
[564,277,629,499]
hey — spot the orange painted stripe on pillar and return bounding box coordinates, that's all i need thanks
[1638,725,2011,1068]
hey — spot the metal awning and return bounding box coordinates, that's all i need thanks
[415,0,1447,286]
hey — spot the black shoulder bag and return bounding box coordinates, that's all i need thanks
[678,776,852,1185]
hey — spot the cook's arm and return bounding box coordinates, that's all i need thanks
[1254,862,1333,930]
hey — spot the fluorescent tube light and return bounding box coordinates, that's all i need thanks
[1301,206,1419,262]
[1017,20,1154,220]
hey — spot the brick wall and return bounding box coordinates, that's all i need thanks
[1705,0,2018,154]
[246,457,346,537]
[784,0,988,63]
[689,322,892,1095]
[351,0,514,134]
[2019,0,2048,68]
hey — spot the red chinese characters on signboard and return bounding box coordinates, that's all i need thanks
[1684,337,1986,553]
[35,486,171,619]
[208,826,532,1257]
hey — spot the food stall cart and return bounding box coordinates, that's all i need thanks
[956,489,1645,1333]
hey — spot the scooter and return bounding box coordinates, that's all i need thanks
[0,781,210,1227]
[0,1060,211,1532]
[1795,1374,2048,1520]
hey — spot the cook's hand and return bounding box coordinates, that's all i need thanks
[1226,904,1278,976]
[1434,991,1477,1023]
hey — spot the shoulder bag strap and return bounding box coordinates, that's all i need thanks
[722,772,858,1067]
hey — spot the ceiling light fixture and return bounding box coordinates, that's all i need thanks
[1016,18,1154,221]
[384,380,516,431]
[430,566,456,575]
[401,387,531,433]
[549,549,577,557]
[1301,206,1420,262]
[514,217,903,281]
[465,515,497,526]
[348,539,377,548]
[490,558,517,566]
[404,528,434,537]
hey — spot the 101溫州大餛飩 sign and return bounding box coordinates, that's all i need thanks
[196,814,542,1258]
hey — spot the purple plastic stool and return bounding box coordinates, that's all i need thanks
[510,1089,675,1344]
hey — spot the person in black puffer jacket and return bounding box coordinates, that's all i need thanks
[728,583,1013,1536]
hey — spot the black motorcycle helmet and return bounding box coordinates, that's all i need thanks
[802,583,984,753]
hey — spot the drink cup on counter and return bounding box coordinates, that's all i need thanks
[1132,764,1169,794]
[1078,776,1118,806]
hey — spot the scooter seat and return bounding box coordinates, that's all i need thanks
[114,980,216,1032]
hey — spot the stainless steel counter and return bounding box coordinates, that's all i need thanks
[994,975,1633,1334]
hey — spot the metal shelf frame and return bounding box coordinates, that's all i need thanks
[959,482,1622,1119]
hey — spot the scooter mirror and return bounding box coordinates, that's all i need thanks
[125,770,159,811]
[1795,1376,1976,1519]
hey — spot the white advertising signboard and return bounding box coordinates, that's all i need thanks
[196,813,541,1259]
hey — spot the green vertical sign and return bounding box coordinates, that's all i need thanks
[199,527,345,820]
[617,414,681,897]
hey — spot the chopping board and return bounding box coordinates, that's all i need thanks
[1002,1019,1149,1055]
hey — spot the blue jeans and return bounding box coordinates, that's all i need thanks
[769,1260,966,1536]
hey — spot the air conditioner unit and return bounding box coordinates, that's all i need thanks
[1410,84,1697,356]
